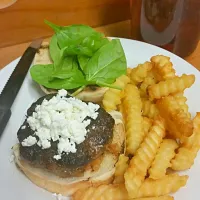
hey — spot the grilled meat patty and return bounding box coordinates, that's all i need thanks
[17,94,114,178]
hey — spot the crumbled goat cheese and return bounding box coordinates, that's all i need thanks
[21,125,26,129]
[53,155,61,160]
[22,90,99,159]
[22,135,37,146]
[57,89,68,97]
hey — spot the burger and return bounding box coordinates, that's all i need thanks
[13,90,125,196]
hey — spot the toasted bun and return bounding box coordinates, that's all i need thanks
[13,111,124,196]
[33,42,108,103]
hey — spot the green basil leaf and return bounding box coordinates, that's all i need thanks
[52,69,76,80]
[49,35,65,71]
[50,42,80,72]
[60,56,77,70]
[81,34,109,53]
[49,35,60,63]
[31,64,53,82]
[45,20,103,49]
[60,34,109,57]
[84,39,127,84]
[61,45,93,57]
[77,55,90,71]
[51,57,80,79]
[30,64,87,90]
[32,21,127,91]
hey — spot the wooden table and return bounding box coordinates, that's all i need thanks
[0,20,199,70]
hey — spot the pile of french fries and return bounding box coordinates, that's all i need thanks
[73,55,200,200]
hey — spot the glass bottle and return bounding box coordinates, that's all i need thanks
[130,0,200,57]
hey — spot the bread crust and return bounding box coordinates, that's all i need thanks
[13,114,125,196]
[33,42,108,103]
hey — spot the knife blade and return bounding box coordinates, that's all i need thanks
[0,39,43,137]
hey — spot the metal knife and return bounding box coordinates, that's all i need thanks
[0,39,43,137]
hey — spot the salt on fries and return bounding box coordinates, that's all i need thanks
[73,55,199,200]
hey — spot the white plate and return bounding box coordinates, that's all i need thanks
[0,38,200,200]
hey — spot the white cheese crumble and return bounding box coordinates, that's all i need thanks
[22,89,99,159]
[22,135,37,146]
[21,125,26,129]
[57,89,67,97]
[53,155,61,160]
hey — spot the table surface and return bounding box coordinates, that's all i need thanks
[0,20,199,70]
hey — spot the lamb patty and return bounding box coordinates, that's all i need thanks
[17,94,114,178]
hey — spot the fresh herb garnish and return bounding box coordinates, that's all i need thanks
[30,64,87,90]
[49,35,60,65]
[30,20,127,93]
[84,39,127,87]
[44,20,104,50]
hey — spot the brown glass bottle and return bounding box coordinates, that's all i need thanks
[130,0,200,57]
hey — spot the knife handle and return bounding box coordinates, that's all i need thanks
[0,107,11,137]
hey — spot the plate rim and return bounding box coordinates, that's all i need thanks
[0,37,200,200]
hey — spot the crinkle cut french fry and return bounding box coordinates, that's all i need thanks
[103,75,130,111]
[148,74,195,99]
[137,174,188,198]
[148,139,178,179]
[143,117,153,134]
[124,167,144,199]
[140,75,156,98]
[127,67,132,77]
[135,196,174,200]
[174,93,191,118]
[73,184,129,200]
[124,117,166,198]
[156,96,193,138]
[130,117,166,176]
[171,113,200,170]
[130,62,152,84]
[151,55,176,81]
[118,103,126,123]
[114,154,129,184]
[181,112,200,148]
[171,147,198,170]
[123,84,144,155]
[148,70,158,81]
[142,99,159,119]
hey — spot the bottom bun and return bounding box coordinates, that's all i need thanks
[13,115,125,196]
